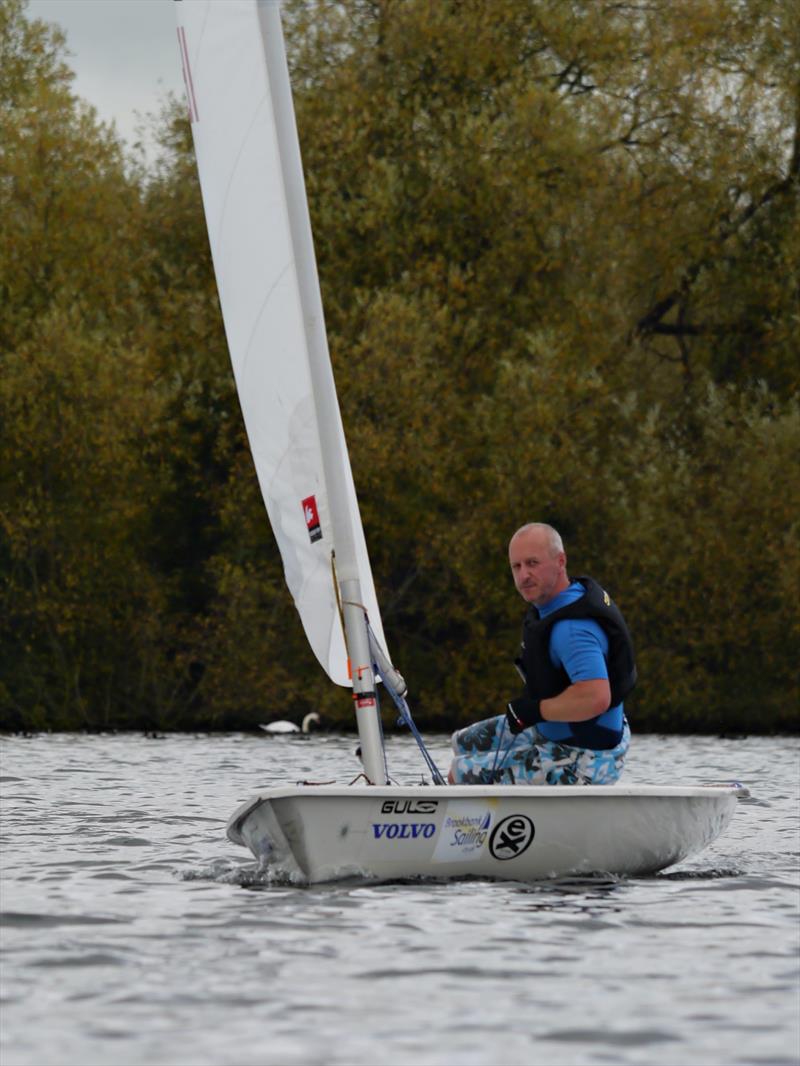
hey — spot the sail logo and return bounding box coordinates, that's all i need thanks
[381,799,439,815]
[488,815,535,860]
[371,823,436,840]
[301,495,322,543]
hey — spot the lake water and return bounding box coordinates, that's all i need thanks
[1,731,798,1066]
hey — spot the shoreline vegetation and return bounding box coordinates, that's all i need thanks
[0,724,793,739]
[2,0,798,737]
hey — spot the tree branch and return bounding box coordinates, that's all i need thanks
[635,166,799,338]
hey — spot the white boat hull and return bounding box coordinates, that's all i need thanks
[227,783,746,884]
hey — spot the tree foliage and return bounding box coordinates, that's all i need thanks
[1,0,797,734]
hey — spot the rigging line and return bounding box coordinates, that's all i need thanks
[392,702,440,782]
[340,598,369,612]
[490,719,506,779]
[396,700,445,785]
[366,622,445,786]
[348,772,373,786]
[330,551,347,650]
[490,717,516,783]
[370,686,394,784]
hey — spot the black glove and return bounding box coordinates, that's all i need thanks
[506,696,542,735]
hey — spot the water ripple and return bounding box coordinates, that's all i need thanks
[0,731,797,1066]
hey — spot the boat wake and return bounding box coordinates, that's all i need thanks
[655,865,744,880]
[180,858,314,888]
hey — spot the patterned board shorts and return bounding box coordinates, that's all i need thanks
[448,714,631,786]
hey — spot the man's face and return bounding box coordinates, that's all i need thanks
[509,529,566,606]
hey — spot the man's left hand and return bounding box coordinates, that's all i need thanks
[506,697,541,735]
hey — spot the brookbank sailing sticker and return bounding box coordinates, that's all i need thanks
[432,801,494,863]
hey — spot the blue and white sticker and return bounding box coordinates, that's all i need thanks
[432,801,494,863]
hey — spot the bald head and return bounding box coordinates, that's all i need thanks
[510,523,564,556]
[508,523,569,606]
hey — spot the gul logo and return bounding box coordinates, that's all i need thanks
[489,815,535,860]
[371,823,436,840]
[381,799,439,815]
[302,495,322,543]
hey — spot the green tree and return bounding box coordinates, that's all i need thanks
[0,2,179,729]
[0,310,175,729]
[283,0,799,728]
[2,0,797,734]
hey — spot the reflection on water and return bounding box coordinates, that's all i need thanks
[0,732,798,1066]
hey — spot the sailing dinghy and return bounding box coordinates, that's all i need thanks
[176,0,746,884]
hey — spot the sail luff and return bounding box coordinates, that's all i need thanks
[254,3,361,587]
[255,1,387,783]
[175,0,389,780]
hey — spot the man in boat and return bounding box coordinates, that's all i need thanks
[448,522,635,785]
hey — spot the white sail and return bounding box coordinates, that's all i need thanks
[175,0,386,686]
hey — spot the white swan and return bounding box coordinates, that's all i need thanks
[259,712,321,735]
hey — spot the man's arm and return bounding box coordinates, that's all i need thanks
[540,678,611,722]
[543,619,611,722]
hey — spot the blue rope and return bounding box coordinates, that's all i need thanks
[489,716,516,783]
[366,626,445,786]
[378,682,446,786]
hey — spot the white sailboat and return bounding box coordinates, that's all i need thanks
[176,0,746,884]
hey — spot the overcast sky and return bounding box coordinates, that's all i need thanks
[27,0,185,157]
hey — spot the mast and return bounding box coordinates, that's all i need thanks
[256,1,387,784]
